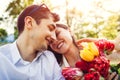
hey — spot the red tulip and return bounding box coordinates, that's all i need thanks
[95,39,114,55]
[75,60,90,72]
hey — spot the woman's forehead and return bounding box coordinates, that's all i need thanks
[56,24,68,29]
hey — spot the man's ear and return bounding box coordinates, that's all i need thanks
[24,16,33,30]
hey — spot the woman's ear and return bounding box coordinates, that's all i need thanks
[24,16,33,30]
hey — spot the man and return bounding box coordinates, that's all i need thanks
[0,4,65,80]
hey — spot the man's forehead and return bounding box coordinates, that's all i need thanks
[41,18,54,24]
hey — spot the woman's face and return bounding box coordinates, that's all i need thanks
[50,26,73,54]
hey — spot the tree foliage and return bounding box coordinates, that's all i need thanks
[0,28,8,41]
[5,0,34,39]
[3,0,120,40]
[6,0,34,18]
[73,14,120,40]
[65,1,120,40]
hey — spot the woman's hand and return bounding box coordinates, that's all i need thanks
[76,38,98,50]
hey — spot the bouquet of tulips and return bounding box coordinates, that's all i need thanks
[62,39,115,80]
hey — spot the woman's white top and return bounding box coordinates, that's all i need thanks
[61,56,70,68]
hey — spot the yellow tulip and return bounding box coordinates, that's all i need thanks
[88,42,99,56]
[80,42,99,62]
[80,49,94,62]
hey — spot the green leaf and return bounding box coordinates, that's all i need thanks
[117,68,120,75]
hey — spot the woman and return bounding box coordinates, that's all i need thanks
[49,23,80,68]
[48,23,119,80]
[48,23,83,79]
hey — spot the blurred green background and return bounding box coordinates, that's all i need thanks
[0,0,120,45]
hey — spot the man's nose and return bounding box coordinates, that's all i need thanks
[51,31,57,40]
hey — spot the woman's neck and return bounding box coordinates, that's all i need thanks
[64,44,80,67]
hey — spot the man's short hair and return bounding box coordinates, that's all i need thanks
[17,4,59,35]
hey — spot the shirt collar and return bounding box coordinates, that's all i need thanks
[10,41,43,64]
[32,51,44,62]
[10,41,21,64]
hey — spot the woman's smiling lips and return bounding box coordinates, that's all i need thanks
[57,41,64,49]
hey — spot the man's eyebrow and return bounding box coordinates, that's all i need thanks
[48,24,57,31]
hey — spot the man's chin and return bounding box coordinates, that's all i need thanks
[39,46,47,52]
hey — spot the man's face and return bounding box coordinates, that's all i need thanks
[32,17,57,52]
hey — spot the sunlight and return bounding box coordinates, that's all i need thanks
[69,0,92,12]
[0,0,120,35]
[34,0,120,24]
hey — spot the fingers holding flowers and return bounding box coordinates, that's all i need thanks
[106,72,119,80]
